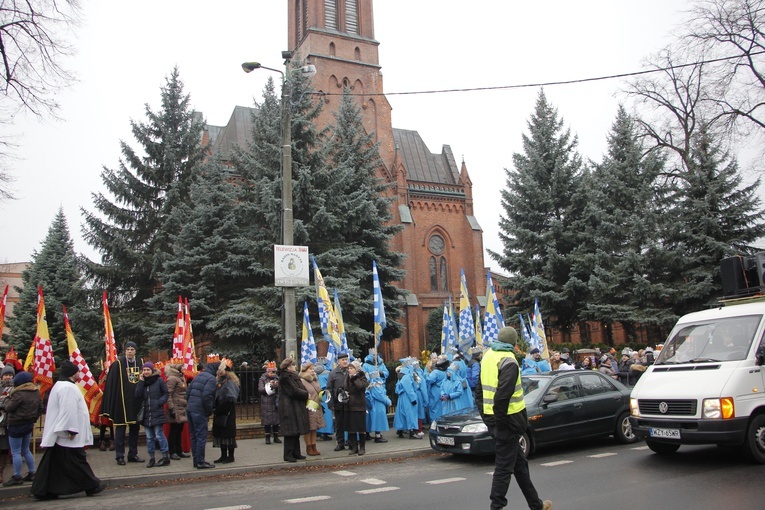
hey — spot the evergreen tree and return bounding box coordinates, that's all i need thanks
[81,67,207,346]
[490,90,584,334]
[575,106,673,341]
[7,208,101,366]
[659,127,765,316]
[306,90,405,352]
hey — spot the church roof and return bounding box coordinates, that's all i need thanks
[207,106,257,160]
[393,128,460,185]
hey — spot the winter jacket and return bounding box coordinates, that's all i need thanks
[340,370,368,413]
[299,372,326,432]
[277,369,309,437]
[164,364,188,424]
[213,373,240,439]
[186,362,220,416]
[467,355,481,389]
[326,365,348,411]
[5,382,43,426]
[258,372,280,426]
[135,370,169,427]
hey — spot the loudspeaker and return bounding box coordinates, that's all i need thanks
[720,255,759,298]
[755,252,765,288]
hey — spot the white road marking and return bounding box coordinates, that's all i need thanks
[360,478,387,485]
[541,460,574,466]
[631,446,650,450]
[426,477,466,484]
[588,452,618,458]
[333,470,356,476]
[284,496,332,504]
[356,487,400,495]
[205,507,252,510]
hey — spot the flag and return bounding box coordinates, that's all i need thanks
[483,272,503,344]
[474,304,483,350]
[300,302,317,366]
[172,296,184,359]
[448,296,458,354]
[372,261,387,350]
[526,313,539,351]
[519,314,533,348]
[102,292,118,372]
[65,306,103,423]
[312,256,342,350]
[182,298,197,379]
[458,269,475,354]
[333,289,349,354]
[440,301,450,354]
[32,287,55,398]
[0,284,8,336]
[326,339,338,368]
[533,298,549,359]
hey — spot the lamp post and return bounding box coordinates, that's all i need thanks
[242,52,298,360]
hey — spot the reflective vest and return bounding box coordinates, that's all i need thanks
[480,349,525,416]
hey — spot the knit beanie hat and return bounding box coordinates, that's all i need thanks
[142,361,154,371]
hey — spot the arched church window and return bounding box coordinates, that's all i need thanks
[325,0,338,30]
[329,42,336,56]
[440,257,448,291]
[354,47,361,60]
[430,257,438,291]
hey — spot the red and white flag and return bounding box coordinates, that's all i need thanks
[172,296,184,360]
[65,306,102,422]
[102,292,118,372]
[182,298,197,379]
[32,287,55,398]
[0,284,8,335]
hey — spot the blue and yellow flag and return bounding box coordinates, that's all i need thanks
[483,273,503,343]
[333,289,349,354]
[372,261,387,350]
[311,256,342,351]
[458,269,475,354]
[300,302,317,366]
[533,298,549,359]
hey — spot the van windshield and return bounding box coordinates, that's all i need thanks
[655,315,761,365]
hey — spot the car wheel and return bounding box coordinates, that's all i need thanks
[519,432,532,458]
[743,414,765,464]
[615,411,637,444]
[646,440,680,455]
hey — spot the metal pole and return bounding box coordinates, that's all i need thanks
[281,56,297,361]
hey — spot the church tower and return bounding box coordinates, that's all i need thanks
[279,1,486,359]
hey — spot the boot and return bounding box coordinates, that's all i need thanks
[358,436,366,456]
[265,434,271,445]
[108,440,115,451]
[0,453,8,484]
[214,447,227,463]
[222,446,234,464]
[272,433,282,444]
[348,439,359,455]
[99,440,107,451]
[311,444,321,456]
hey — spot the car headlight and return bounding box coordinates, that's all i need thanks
[461,422,488,434]
[430,420,437,431]
[630,398,639,417]
[703,397,735,419]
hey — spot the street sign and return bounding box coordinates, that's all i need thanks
[274,245,309,287]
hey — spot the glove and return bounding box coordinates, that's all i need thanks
[441,395,448,401]
[411,400,417,406]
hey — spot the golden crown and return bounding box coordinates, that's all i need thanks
[221,357,233,369]
[206,354,220,363]
[266,361,277,370]
[4,346,18,361]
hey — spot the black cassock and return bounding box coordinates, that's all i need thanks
[31,444,101,498]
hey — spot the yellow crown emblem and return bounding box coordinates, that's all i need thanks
[206,354,220,364]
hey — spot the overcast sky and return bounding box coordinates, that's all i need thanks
[0,0,697,273]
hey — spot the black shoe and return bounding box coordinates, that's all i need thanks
[365,433,372,440]
[396,431,404,438]
[2,475,23,487]
[196,462,215,469]
[333,444,345,451]
[169,454,181,460]
[213,456,227,463]
[220,457,234,464]
[358,446,365,455]
[374,437,388,443]
[86,484,106,497]
[294,454,306,460]
[128,456,145,463]
[146,459,156,468]
[283,456,297,463]
[272,436,282,444]
[156,457,171,467]
[116,458,126,466]
[179,452,191,458]
[22,472,34,482]
[34,493,59,501]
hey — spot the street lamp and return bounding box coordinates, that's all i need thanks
[241,52,309,361]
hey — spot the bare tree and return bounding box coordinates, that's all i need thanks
[0,0,81,200]
[684,0,765,136]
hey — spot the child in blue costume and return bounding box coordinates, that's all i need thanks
[314,359,334,441]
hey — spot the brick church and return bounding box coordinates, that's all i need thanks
[206,0,489,360]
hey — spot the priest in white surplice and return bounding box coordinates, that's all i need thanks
[31,360,104,500]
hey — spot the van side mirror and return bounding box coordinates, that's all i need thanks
[757,345,765,366]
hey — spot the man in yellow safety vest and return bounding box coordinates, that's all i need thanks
[479,326,552,510]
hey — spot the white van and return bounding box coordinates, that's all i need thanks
[628,300,765,463]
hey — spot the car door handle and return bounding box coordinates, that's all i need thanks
[573,403,583,408]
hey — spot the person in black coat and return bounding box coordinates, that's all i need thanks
[277,358,309,463]
[185,361,220,469]
[339,360,369,455]
[100,341,144,465]
[212,362,240,464]
[325,352,349,450]
[134,362,170,468]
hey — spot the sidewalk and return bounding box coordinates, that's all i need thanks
[0,433,434,500]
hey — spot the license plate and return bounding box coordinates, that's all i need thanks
[650,427,680,439]
[436,436,455,446]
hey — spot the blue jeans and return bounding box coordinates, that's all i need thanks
[9,434,35,477]
[144,424,169,458]
[186,411,208,464]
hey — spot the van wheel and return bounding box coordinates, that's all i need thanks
[519,432,532,458]
[615,412,637,444]
[646,441,680,455]
[744,414,765,464]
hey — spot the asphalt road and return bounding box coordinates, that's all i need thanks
[5,438,765,509]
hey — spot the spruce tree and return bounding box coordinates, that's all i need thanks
[491,90,584,334]
[7,208,101,365]
[576,106,673,340]
[660,128,765,316]
[81,67,207,346]
[307,90,405,352]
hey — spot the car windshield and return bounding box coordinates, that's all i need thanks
[655,314,761,365]
[522,375,551,402]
